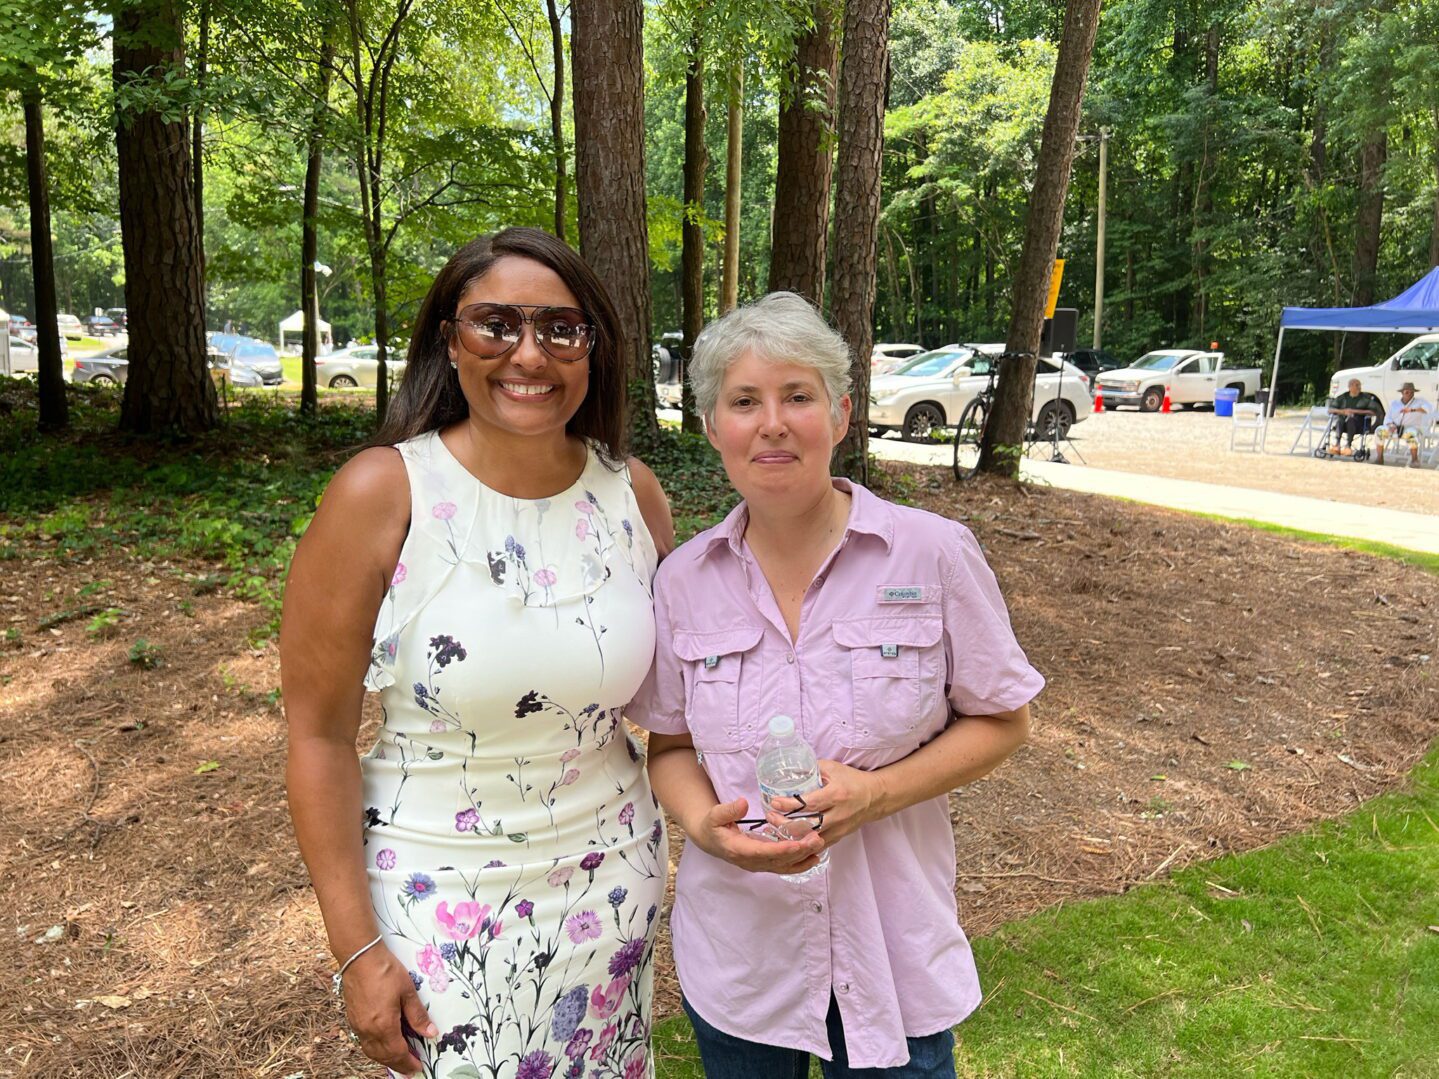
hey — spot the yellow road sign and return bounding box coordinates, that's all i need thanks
[1045,258,1065,319]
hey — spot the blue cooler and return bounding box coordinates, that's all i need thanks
[1214,387,1240,417]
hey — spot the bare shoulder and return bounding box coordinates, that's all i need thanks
[626,455,676,559]
[323,445,409,518]
[296,445,410,581]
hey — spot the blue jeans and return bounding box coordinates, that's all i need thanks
[682,995,956,1079]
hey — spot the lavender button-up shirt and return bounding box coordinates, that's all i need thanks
[627,480,1045,1068]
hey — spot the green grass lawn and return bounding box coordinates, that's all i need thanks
[654,744,1439,1078]
[1189,513,1439,576]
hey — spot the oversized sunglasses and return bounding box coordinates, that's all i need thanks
[444,302,596,363]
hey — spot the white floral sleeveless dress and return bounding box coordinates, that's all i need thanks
[362,430,666,1079]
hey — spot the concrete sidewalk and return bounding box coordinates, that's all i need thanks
[870,438,1439,555]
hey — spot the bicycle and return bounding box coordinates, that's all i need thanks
[952,351,1073,481]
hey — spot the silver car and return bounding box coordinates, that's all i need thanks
[4,334,69,376]
[314,344,407,388]
[70,345,232,387]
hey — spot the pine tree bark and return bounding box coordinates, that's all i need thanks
[193,0,209,307]
[830,0,891,483]
[301,33,335,418]
[546,0,567,241]
[1430,106,1439,267]
[680,33,707,434]
[721,63,743,314]
[572,0,657,445]
[768,2,838,306]
[24,94,68,432]
[114,0,218,435]
[977,0,1101,477]
[1343,130,1387,367]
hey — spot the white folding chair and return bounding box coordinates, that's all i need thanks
[1414,416,1439,468]
[1289,405,1332,456]
[1230,402,1266,452]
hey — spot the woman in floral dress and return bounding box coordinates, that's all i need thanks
[281,227,674,1079]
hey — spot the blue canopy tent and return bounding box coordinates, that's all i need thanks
[1270,266,1439,404]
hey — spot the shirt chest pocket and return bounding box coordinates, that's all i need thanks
[833,616,943,749]
[674,624,765,752]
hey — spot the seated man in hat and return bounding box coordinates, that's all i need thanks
[1376,381,1433,467]
[1327,378,1384,456]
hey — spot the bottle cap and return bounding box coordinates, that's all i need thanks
[767,715,795,738]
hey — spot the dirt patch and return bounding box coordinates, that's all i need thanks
[1,468,1435,1076]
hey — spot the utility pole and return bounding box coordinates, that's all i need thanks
[1093,126,1110,349]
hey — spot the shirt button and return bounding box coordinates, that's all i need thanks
[786,653,795,664]
[838,982,850,994]
[810,901,823,913]
[815,576,824,587]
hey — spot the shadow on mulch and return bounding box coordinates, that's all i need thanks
[0,460,1433,1077]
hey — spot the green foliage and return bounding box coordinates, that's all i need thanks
[85,607,121,638]
[127,638,163,668]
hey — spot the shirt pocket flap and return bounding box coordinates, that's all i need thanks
[833,616,941,679]
[673,624,763,681]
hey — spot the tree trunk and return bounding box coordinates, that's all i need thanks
[1430,106,1439,267]
[829,0,891,483]
[768,2,838,306]
[24,94,68,433]
[193,0,209,314]
[680,33,706,434]
[301,34,335,418]
[1343,129,1387,367]
[721,62,743,314]
[546,0,567,241]
[977,0,1101,477]
[114,0,218,435]
[572,0,657,446]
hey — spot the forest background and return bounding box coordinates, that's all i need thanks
[3,0,1439,406]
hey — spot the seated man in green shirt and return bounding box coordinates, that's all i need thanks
[1327,378,1385,456]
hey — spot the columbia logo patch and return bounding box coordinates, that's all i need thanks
[879,586,925,603]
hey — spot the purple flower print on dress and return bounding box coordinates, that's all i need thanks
[585,490,598,505]
[607,886,627,908]
[547,866,574,888]
[617,802,634,826]
[565,1027,593,1060]
[390,562,407,587]
[408,970,423,991]
[646,904,657,925]
[580,851,605,871]
[436,900,495,942]
[432,501,457,520]
[440,942,458,963]
[575,500,595,516]
[484,859,506,869]
[575,518,591,541]
[560,769,580,786]
[607,938,645,978]
[566,910,602,943]
[402,872,437,900]
[455,808,479,833]
[650,819,662,843]
[566,1060,584,1079]
[560,747,580,764]
[516,1050,554,1079]
[535,567,558,588]
[516,691,544,718]
[622,519,633,540]
[375,848,397,871]
[624,1052,648,1079]
[551,985,589,1042]
[516,898,534,919]
[428,634,467,668]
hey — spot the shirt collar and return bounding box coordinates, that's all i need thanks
[697,478,895,560]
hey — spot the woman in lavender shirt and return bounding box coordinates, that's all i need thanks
[627,293,1045,1078]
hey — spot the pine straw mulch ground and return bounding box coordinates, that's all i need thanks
[1,460,1435,1078]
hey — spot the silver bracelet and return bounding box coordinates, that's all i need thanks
[332,934,384,997]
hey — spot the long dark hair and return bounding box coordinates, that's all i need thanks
[373,228,627,459]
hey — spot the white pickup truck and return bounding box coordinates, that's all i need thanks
[1094,350,1263,412]
[1328,333,1439,404]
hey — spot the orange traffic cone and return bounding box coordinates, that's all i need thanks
[1161,386,1172,413]
[1094,386,1104,413]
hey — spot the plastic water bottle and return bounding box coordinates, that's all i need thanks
[755,715,829,883]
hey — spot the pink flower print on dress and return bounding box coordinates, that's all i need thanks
[417,943,445,977]
[547,866,575,888]
[589,1018,619,1058]
[575,500,595,516]
[436,900,492,941]
[623,1050,648,1079]
[429,719,447,733]
[566,910,603,943]
[534,567,558,588]
[559,768,580,786]
[429,968,450,993]
[560,747,580,764]
[590,974,630,1020]
[375,848,397,870]
[432,501,458,520]
[390,561,407,587]
[575,518,591,541]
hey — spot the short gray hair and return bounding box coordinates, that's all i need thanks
[689,291,852,423]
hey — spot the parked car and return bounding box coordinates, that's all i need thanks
[1094,349,1263,412]
[871,342,927,376]
[1329,333,1439,405]
[71,345,232,386]
[868,346,1092,441]
[1059,347,1124,387]
[312,343,406,389]
[3,335,39,375]
[9,315,37,344]
[83,314,123,337]
[104,307,128,329]
[56,313,84,340]
[653,342,685,409]
[209,333,285,387]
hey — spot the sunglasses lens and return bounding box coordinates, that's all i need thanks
[457,305,523,355]
[535,309,594,361]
